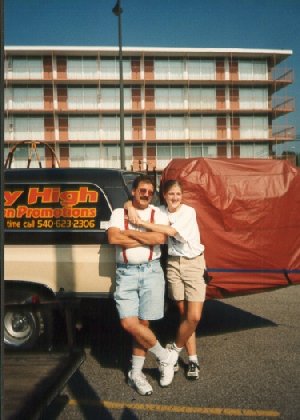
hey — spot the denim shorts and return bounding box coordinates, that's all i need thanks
[114,259,165,321]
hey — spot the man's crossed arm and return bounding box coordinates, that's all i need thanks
[108,227,166,248]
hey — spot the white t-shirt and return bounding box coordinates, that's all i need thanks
[108,205,169,264]
[161,204,204,258]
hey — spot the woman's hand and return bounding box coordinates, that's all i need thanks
[127,206,141,225]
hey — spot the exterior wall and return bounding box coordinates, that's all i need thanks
[4,47,295,171]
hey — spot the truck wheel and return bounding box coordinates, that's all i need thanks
[4,288,51,351]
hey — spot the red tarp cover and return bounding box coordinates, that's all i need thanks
[161,158,300,299]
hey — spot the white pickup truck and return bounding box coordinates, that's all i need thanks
[4,167,139,350]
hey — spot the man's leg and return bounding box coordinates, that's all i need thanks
[120,316,171,361]
[120,317,157,350]
[121,318,154,396]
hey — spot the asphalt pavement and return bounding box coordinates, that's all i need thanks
[43,285,300,420]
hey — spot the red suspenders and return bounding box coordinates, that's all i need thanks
[148,208,155,261]
[122,208,155,264]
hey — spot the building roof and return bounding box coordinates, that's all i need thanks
[4,46,293,62]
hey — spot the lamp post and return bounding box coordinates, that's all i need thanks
[112,0,126,170]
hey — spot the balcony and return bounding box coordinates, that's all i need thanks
[272,96,295,117]
[272,125,296,141]
[271,68,294,92]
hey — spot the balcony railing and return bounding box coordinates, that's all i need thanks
[272,68,294,84]
[272,125,295,140]
[5,66,294,84]
[272,97,295,115]
[5,93,294,114]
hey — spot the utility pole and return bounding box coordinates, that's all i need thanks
[112,0,126,169]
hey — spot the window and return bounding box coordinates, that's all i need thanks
[101,117,118,140]
[68,87,99,110]
[172,144,185,158]
[99,88,118,109]
[187,59,216,80]
[67,57,98,79]
[240,143,269,158]
[69,144,101,167]
[239,60,268,81]
[156,116,185,140]
[156,144,171,168]
[189,116,217,140]
[5,143,45,168]
[189,143,217,157]
[239,88,268,110]
[99,58,131,79]
[155,88,184,109]
[101,116,132,140]
[154,59,184,80]
[69,116,100,140]
[9,87,44,110]
[190,144,203,157]
[240,116,268,139]
[188,88,216,110]
[99,87,132,109]
[102,144,133,168]
[10,57,43,79]
[156,143,185,168]
[9,116,44,141]
[102,144,119,167]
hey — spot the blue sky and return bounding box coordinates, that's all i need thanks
[4,0,300,151]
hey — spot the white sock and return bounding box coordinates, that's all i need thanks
[131,355,145,375]
[188,355,199,364]
[172,342,184,353]
[148,341,169,361]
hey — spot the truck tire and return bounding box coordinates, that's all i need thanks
[4,287,53,351]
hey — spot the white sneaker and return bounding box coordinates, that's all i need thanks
[173,362,179,373]
[128,370,153,396]
[166,343,179,372]
[159,348,179,387]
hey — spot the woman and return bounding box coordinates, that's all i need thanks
[127,179,206,381]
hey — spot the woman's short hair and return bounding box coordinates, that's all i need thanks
[162,179,182,195]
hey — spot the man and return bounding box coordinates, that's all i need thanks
[107,175,179,395]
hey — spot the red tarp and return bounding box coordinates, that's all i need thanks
[161,158,300,299]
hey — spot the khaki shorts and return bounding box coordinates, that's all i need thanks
[167,254,206,302]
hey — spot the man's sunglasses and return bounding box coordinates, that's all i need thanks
[137,188,154,196]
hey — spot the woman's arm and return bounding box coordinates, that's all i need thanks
[124,200,141,224]
[138,220,177,237]
[124,201,176,237]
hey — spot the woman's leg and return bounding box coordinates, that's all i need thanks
[174,301,203,350]
[174,301,204,379]
[185,331,197,356]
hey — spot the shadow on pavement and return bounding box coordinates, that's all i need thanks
[43,298,276,418]
[199,298,276,335]
[44,368,140,419]
[79,297,276,368]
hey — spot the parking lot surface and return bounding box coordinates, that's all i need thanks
[44,285,300,419]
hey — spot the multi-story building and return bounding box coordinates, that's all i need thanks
[4,46,295,170]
